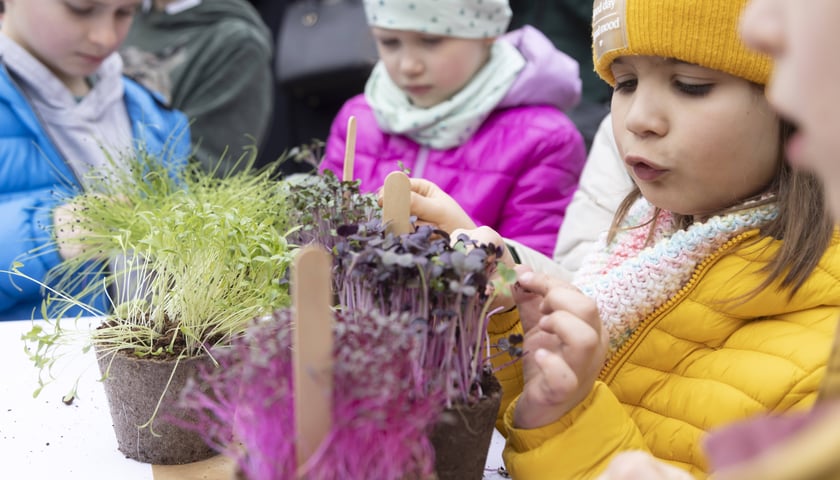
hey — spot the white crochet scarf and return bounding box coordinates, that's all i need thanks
[364,40,524,149]
[573,197,779,354]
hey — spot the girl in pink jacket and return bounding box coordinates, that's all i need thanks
[319,0,586,256]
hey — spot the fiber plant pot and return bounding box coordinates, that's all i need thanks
[95,345,216,464]
[429,372,503,480]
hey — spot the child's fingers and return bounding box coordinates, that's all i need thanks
[407,178,439,197]
[514,264,534,276]
[532,348,578,402]
[513,345,578,428]
[451,226,503,247]
[525,310,608,409]
[517,270,578,301]
[452,226,512,262]
[517,271,600,331]
[511,268,539,298]
[408,191,440,223]
[538,311,602,356]
[597,451,694,480]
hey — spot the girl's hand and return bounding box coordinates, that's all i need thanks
[451,226,515,266]
[597,451,693,480]
[53,203,89,260]
[512,271,608,429]
[53,195,130,260]
[510,265,547,333]
[451,226,516,312]
[407,178,477,233]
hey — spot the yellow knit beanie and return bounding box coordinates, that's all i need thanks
[592,0,772,86]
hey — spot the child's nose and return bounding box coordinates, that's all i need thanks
[88,18,119,50]
[624,88,668,138]
[399,54,423,76]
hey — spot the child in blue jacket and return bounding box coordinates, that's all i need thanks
[0,0,190,321]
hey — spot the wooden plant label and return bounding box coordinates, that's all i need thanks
[383,171,412,235]
[343,116,357,182]
[292,246,334,475]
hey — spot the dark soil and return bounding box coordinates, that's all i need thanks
[429,373,503,480]
[97,315,224,360]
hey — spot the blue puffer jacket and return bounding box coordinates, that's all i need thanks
[0,69,190,321]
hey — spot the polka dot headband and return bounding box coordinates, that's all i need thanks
[363,0,512,38]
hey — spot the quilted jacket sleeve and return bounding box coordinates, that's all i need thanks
[0,190,65,318]
[488,309,650,479]
[487,308,525,432]
[502,382,649,479]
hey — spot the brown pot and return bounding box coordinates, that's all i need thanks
[95,346,217,464]
[429,372,503,480]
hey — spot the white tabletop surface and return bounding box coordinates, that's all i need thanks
[0,318,508,479]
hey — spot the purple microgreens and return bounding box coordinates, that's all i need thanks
[285,172,522,406]
[176,308,443,480]
[282,169,381,251]
[330,223,516,407]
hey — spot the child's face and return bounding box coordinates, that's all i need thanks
[2,0,141,91]
[610,56,780,218]
[741,0,840,218]
[371,27,492,109]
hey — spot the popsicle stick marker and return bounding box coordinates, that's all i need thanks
[292,246,334,476]
[343,116,357,182]
[383,171,412,235]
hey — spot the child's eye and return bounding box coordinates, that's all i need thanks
[675,81,714,97]
[421,37,443,46]
[116,6,139,17]
[377,38,400,49]
[614,78,637,93]
[65,2,94,15]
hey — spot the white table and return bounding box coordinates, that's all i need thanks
[0,319,508,479]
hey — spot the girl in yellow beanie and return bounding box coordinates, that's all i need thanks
[405,0,840,478]
[600,1,840,478]
[496,0,840,477]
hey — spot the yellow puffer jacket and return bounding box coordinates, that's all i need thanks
[489,229,840,479]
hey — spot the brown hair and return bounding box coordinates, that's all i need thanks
[607,120,833,297]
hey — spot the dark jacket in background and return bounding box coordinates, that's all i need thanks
[248,0,368,176]
[509,0,611,150]
[122,0,274,176]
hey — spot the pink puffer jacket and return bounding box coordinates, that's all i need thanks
[320,26,586,255]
